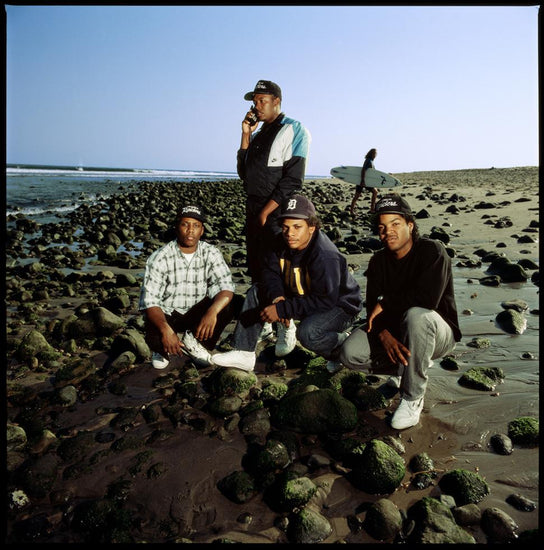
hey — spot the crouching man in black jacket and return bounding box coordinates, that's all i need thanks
[340,194,462,430]
[212,195,362,373]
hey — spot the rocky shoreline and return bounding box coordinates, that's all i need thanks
[5,168,539,543]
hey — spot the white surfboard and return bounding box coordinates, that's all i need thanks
[330,166,401,188]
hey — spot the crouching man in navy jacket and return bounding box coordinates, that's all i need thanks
[212,195,362,373]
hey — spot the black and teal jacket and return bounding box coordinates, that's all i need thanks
[261,230,362,321]
[237,113,311,212]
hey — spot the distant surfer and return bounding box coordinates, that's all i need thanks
[349,148,378,215]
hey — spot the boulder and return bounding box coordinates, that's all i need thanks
[349,439,406,494]
[407,497,476,543]
[272,388,358,434]
[438,468,490,505]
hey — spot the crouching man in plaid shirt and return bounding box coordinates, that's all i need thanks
[139,204,240,369]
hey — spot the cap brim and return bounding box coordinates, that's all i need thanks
[244,91,254,100]
[278,214,310,220]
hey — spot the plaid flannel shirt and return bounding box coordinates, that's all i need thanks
[139,240,235,316]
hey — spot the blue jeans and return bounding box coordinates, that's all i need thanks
[233,284,358,359]
[339,307,457,401]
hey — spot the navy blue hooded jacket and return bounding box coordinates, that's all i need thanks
[261,229,362,321]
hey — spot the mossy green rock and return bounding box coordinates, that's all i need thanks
[255,439,291,474]
[466,337,491,349]
[16,329,60,363]
[407,497,476,543]
[350,439,406,494]
[458,366,504,391]
[438,468,490,505]
[265,472,318,512]
[207,395,243,418]
[217,470,257,504]
[205,367,257,397]
[272,388,358,434]
[508,416,539,446]
[347,384,388,411]
[261,381,288,402]
[286,507,332,543]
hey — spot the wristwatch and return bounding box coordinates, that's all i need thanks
[377,295,384,304]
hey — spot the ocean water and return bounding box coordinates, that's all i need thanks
[5,165,239,225]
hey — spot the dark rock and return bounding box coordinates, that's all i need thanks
[440,356,459,370]
[363,498,403,541]
[69,307,125,338]
[53,357,97,388]
[428,226,450,244]
[501,299,529,312]
[495,309,527,334]
[452,503,482,525]
[479,275,501,286]
[272,388,358,434]
[505,493,537,512]
[406,497,476,543]
[489,433,514,455]
[438,468,490,505]
[481,507,519,543]
[517,258,539,270]
[16,454,60,499]
[415,209,430,218]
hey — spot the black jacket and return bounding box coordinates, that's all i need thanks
[366,237,462,342]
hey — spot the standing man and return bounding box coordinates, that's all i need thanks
[339,194,462,429]
[139,205,239,369]
[212,195,362,373]
[350,147,378,215]
[238,80,312,357]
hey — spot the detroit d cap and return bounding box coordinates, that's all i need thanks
[374,195,412,217]
[244,80,282,101]
[176,204,206,224]
[278,195,316,220]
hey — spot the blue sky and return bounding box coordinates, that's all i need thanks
[6,5,539,176]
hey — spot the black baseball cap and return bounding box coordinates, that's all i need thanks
[175,205,206,224]
[244,80,282,101]
[374,195,412,217]
[278,195,316,220]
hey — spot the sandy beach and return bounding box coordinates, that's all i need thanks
[5,166,539,543]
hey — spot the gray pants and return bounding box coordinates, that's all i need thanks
[234,284,357,359]
[339,307,456,401]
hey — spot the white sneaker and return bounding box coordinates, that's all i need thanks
[326,360,342,374]
[275,320,297,357]
[152,352,170,370]
[210,350,255,372]
[386,375,402,389]
[182,331,212,367]
[390,397,424,430]
[258,322,274,343]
